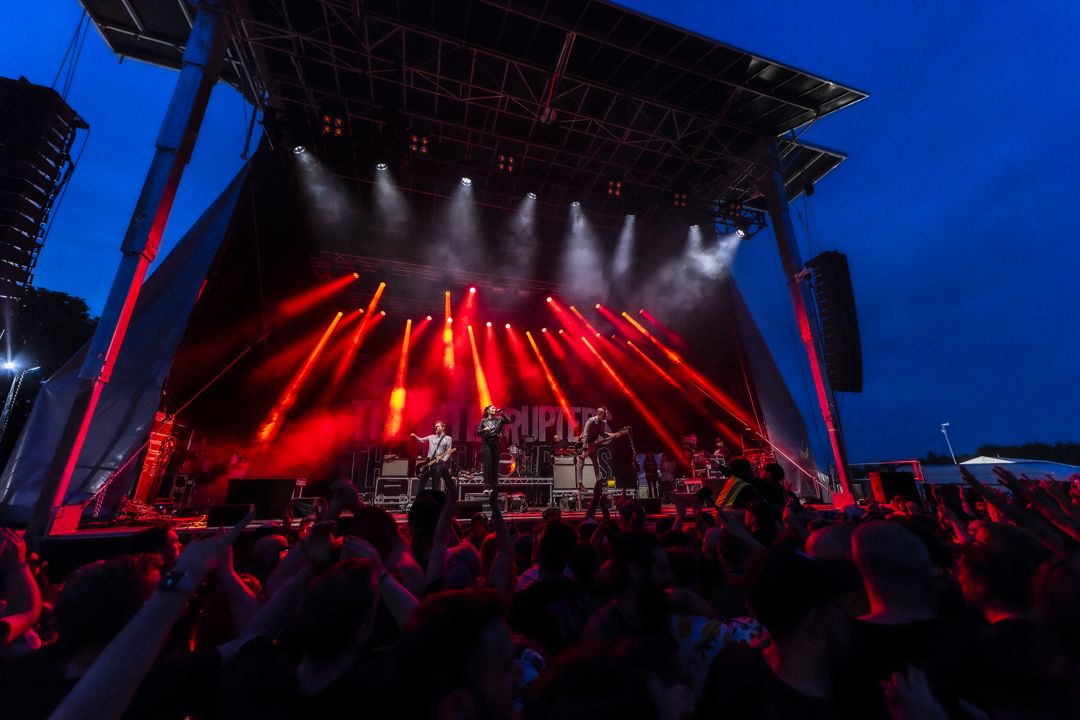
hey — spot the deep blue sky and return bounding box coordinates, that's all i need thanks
[2,2,1078,463]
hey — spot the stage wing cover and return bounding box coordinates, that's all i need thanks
[0,166,250,523]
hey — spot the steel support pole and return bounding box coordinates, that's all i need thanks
[26,2,230,542]
[760,143,852,495]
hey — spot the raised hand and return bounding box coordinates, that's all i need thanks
[302,520,337,568]
[174,506,255,581]
[342,535,384,573]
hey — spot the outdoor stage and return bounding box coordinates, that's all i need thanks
[1,0,865,539]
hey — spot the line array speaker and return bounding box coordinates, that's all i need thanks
[807,250,862,393]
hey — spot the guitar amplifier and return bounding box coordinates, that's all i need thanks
[553,456,595,489]
[381,458,410,477]
[374,476,413,503]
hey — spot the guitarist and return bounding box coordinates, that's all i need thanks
[575,406,613,487]
[411,421,454,493]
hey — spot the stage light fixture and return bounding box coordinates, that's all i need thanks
[558,329,564,334]
[352,272,359,279]
[445,290,451,296]
[527,192,537,199]
[690,224,699,229]
[505,323,511,329]
[673,191,688,207]
[380,310,387,316]
[607,179,622,198]
[292,145,306,154]
[542,328,547,333]
[447,317,453,323]
[497,154,515,173]
[375,162,388,170]
[461,177,472,186]
[426,315,433,321]
[570,201,581,207]
[408,131,429,154]
[735,218,750,238]
[321,114,347,137]
[469,287,476,294]
[546,296,552,303]
[2,361,16,370]
[486,321,492,327]
[594,303,601,309]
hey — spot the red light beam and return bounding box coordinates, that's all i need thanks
[277,272,358,320]
[579,335,683,459]
[256,311,343,446]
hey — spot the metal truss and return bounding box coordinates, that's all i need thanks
[82,0,862,220]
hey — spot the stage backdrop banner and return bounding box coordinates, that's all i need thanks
[0,165,250,523]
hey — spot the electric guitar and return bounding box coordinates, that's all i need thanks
[417,447,456,475]
[577,426,631,457]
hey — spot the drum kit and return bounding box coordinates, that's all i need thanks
[692,451,727,479]
[499,435,537,478]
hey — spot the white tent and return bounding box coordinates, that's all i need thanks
[921,456,1080,486]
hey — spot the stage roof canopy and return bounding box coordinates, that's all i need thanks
[82,0,865,219]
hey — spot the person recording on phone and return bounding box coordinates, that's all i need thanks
[476,405,511,488]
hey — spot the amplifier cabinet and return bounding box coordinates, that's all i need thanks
[553,456,596,489]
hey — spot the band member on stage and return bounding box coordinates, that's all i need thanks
[576,406,613,486]
[713,437,731,463]
[411,421,454,493]
[552,434,573,455]
[476,405,511,488]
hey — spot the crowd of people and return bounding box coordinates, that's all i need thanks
[1,462,1078,719]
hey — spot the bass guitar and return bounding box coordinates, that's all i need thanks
[417,447,456,476]
[577,426,631,457]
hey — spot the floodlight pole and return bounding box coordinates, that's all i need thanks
[26,1,230,543]
[760,143,853,496]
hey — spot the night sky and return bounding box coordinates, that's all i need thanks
[2,1,1078,464]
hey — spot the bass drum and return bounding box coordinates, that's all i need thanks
[498,453,517,478]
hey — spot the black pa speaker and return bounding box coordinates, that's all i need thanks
[223,478,298,519]
[807,251,862,393]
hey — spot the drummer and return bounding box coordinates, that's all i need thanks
[713,437,731,463]
[552,434,574,455]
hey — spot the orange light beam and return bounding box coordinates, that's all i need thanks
[256,311,343,445]
[569,305,601,336]
[384,318,413,440]
[626,340,681,389]
[332,282,386,382]
[466,324,491,410]
[579,335,684,459]
[443,291,455,370]
[639,308,689,351]
[622,310,752,428]
[277,272,358,319]
[627,339,740,446]
[526,331,577,435]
